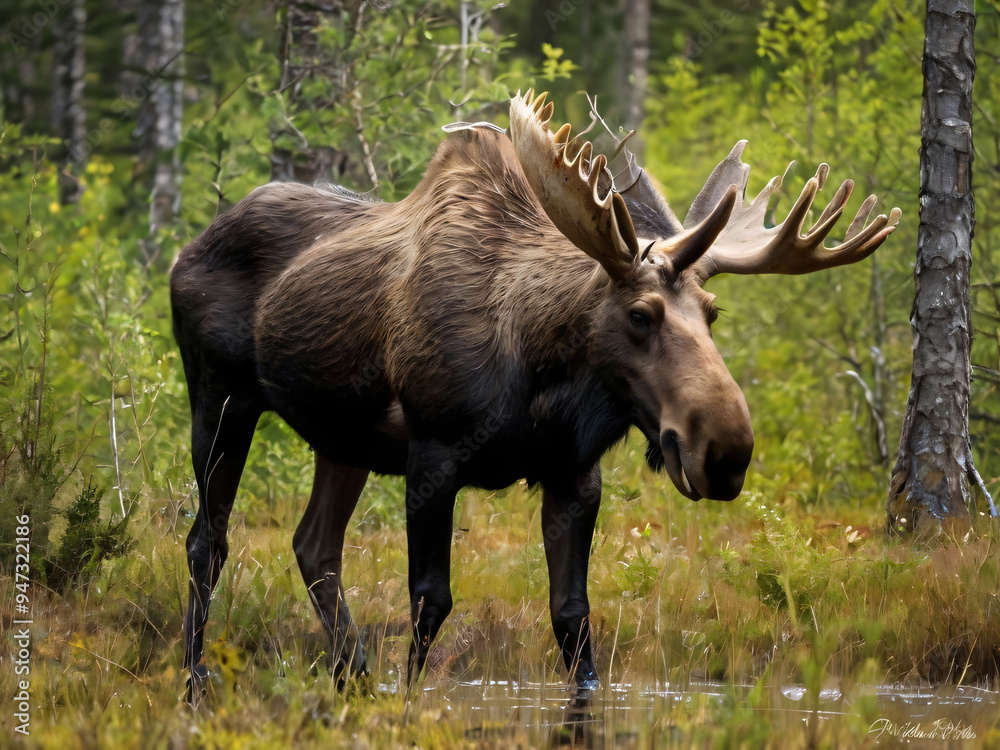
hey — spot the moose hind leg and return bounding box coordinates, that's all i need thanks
[184,396,260,697]
[541,466,602,690]
[293,454,370,681]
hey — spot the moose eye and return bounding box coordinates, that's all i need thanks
[628,311,650,329]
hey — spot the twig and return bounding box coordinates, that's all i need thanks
[968,464,998,518]
[68,640,141,680]
[608,601,622,686]
[839,370,888,462]
[109,384,125,518]
[812,336,862,369]
[353,90,379,189]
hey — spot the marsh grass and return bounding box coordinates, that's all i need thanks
[3,435,1000,748]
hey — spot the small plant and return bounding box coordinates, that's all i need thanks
[45,479,131,591]
[539,43,579,81]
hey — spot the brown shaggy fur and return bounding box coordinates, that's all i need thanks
[171,124,753,695]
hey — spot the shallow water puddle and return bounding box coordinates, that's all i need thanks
[416,679,998,747]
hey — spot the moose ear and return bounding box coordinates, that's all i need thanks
[508,90,640,279]
[644,185,739,275]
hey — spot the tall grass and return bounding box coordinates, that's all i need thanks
[3,432,999,748]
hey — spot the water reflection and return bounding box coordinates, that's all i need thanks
[549,691,602,748]
[420,677,998,748]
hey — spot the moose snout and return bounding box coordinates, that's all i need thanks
[702,436,754,501]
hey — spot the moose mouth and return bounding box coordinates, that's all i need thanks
[636,410,703,501]
[657,430,702,502]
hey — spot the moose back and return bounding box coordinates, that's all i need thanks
[170,91,899,697]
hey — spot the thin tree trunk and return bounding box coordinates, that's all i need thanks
[52,0,87,204]
[622,0,649,139]
[148,0,185,245]
[886,0,997,536]
[270,0,350,185]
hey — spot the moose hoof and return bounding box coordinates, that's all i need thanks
[334,658,371,693]
[571,667,600,695]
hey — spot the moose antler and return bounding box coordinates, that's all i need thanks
[580,92,901,281]
[508,90,739,280]
[686,141,901,281]
[508,89,640,277]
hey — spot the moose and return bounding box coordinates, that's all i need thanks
[171,91,899,697]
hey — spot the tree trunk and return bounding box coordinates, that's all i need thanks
[270,0,351,185]
[126,0,184,264]
[148,0,185,243]
[886,0,996,536]
[622,0,649,138]
[52,0,87,204]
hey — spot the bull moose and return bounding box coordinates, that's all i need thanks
[171,90,899,697]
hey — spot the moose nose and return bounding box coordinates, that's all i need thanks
[704,438,753,501]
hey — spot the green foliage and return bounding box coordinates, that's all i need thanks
[642,0,942,511]
[0,143,178,577]
[539,43,579,81]
[614,542,660,599]
[970,5,1000,472]
[45,480,130,590]
[0,150,76,567]
[255,1,516,200]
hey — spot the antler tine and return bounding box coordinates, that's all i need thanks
[508,90,639,277]
[582,94,684,236]
[685,141,752,227]
[692,145,901,280]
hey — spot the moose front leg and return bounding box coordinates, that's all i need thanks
[404,440,460,690]
[541,465,602,690]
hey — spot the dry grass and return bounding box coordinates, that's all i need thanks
[3,437,1000,748]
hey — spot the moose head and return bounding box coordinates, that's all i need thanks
[507,89,900,503]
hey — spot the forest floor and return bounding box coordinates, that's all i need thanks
[3,438,1000,749]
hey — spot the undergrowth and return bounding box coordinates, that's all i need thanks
[2,433,999,748]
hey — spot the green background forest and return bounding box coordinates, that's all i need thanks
[2,0,1000,747]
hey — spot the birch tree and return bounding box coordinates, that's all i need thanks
[623,0,649,135]
[52,0,86,204]
[127,0,184,261]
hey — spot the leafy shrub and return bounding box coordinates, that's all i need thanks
[45,480,131,591]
